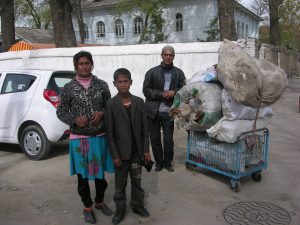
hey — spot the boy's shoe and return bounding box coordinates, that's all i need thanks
[83,209,96,224]
[154,165,163,172]
[165,165,174,172]
[132,206,150,217]
[95,203,113,216]
[112,210,125,225]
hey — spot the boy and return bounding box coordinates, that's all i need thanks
[105,68,151,225]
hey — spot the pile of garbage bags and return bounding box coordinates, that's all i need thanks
[171,40,288,143]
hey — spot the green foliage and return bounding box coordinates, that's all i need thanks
[204,16,220,42]
[279,0,300,51]
[116,0,169,43]
[15,0,52,29]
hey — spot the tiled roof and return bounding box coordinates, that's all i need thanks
[15,27,55,44]
[81,0,118,9]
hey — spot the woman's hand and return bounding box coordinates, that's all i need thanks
[75,116,89,128]
[90,111,104,126]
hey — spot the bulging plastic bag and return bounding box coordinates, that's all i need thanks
[171,81,222,131]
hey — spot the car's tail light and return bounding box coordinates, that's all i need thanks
[43,89,59,108]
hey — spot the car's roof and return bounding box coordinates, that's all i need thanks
[0,69,75,74]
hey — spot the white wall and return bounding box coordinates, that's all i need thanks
[0,42,220,97]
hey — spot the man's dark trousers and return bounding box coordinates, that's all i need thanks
[113,152,145,212]
[147,111,174,168]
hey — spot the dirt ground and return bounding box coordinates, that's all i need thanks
[0,78,300,225]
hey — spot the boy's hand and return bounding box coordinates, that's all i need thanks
[90,111,104,126]
[113,158,122,168]
[75,116,89,128]
[143,153,151,164]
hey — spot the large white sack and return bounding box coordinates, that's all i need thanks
[206,115,271,143]
[217,40,263,106]
[222,89,273,120]
[253,58,288,106]
[217,40,288,107]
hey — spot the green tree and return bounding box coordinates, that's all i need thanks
[0,0,16,52]
[15,0,52,29]
[71,0,85,44]
[217,0,237,41]
[269,0,284,46]
[116,0,169,44]
[49,0,77,47]
[279,0,300,50]
[204,16,220,41]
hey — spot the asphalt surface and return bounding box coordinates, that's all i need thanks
[0,78,299,225]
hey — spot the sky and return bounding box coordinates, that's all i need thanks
[239,0,254,8]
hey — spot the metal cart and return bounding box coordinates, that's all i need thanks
[185,128,269,192]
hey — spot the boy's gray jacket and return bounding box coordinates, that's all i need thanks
[105,94,149,160]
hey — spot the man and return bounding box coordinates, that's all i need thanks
[143,45,185,172]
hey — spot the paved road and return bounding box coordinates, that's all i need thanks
[0,78,299,225]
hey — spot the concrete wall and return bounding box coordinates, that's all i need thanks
[0,42,221,97]
[260,43,300,78]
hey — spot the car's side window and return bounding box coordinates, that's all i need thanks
[1,74,37,94]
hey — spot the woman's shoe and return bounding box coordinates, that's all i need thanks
[83,209,96,224]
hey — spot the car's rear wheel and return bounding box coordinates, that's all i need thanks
[20,125,51,160]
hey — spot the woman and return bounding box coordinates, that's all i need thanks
[57,51,114,224]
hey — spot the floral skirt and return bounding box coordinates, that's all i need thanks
[69,135,114,180]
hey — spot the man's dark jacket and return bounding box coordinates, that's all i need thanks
[143,63,186,119]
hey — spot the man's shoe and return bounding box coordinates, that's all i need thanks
[83,209,96,224]
[95,203,113,216]
[132,206,150,217]
[112,210,125,225]
[165,165,174,172]
[154,165,163,172]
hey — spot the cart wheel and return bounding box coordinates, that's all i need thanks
[185,162,197,171]
[252,172,262,182]
[230,180,241,192]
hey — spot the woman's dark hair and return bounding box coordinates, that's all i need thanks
[73,51,94,69]
[113,68,131,81]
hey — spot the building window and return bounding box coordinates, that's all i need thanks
[84,23,89,39]
[246,24,248,38]
[242,22,245,38]
[175,13,183,31]
[96,21,105,38]
[236,21,240,38]
[115,19,124,37]
[134,17,143,34]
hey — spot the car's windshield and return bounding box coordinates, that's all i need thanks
[47,72,75,95]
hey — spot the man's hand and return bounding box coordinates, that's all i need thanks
[114,158,122,168]
[143,152,151,164]
[75,116,89,128]
[90,111,104,126]
[163,90,175,100]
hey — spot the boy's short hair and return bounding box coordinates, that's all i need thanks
[73,51,94,69]
[113,68,132,81]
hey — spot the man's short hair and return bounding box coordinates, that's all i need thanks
[162,45,175,54]
[73,51,94,69]
[113,68,132,81]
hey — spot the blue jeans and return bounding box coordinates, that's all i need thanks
[147,111,174,167]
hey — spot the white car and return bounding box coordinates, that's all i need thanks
[0,69,75,160]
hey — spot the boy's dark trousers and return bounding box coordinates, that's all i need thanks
[77,174,108,207]
[147,111,174,167]
[113,151,145,212]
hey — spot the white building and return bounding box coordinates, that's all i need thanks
[76,0,261,45]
